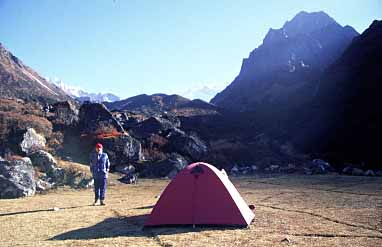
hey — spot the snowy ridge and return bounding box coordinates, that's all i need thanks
[49,78,120,102]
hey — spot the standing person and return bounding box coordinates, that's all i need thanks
[90,143,110,206]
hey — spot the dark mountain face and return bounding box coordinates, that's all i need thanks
[0,43,69,103]
[210,11,358,111]
[293,20,382,168]
[105,93,220,117]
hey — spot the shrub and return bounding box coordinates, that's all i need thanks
[0,111,52,139]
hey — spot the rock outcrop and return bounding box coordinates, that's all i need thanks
[49,101,79,128]
[0,157,36,198]
[167,129,208,161]
[29,150,64,181]
[79,102,124,134]
[130,117,175,139]
[139,153,189,178]
[100,134,143,168]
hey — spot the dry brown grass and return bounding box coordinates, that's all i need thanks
[0,175,381,246]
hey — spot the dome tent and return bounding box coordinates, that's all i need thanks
[145,162,255,226]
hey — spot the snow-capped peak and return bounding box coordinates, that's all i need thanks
[47,77,120,103]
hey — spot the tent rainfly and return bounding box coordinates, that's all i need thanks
[145,162,255,227]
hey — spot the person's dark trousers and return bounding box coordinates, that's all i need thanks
[94,175,107,202]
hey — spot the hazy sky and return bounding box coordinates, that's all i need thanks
[0,0,381,101]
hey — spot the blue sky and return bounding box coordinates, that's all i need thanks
[0,0,380,101]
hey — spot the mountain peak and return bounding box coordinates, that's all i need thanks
[365,20,382,35]
[262,11,339,46]
[211,11,359,111]
[282,11,337,38]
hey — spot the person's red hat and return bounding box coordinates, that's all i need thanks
[95,143,103,149]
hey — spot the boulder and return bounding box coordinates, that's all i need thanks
[79,102,124,134]
[77,177,94,188]
[364,170,375,176]
[139,153,189,178]
[29,150,64,181]
[280,163,297,173]
[269,165,280,173]
[20,128,46,155]
[251,165,258,172]
[35,179,53,192]
[130,117,175,139]
[239,166,251,175]
[50,101,79,127]
[114,164,136,175]
[166,169,178,179]
[376,170,382,176]
[119,173,138,184]
[161,113,181,128]
[351,168,364,176]
[167,129,208,160]
[342,166,353,175]
[309,159,333,174]
[101,135,143,167]
[0,157,36,199]
[231,165,239,175]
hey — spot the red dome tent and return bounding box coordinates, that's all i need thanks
[145,162,255,227]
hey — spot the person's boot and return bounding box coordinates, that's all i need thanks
[93,199,98,206]
[100,200,106,206]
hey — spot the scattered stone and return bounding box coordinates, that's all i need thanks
[269,165,280,173]
[351,168,364,176]
[342,166,353,175]
[309,159,333,174]
[231,165,239,175]
[240,167,251,175]
[77,178,94,188]
[280,163,297,173]
[20,128,46,155]
[304,167,313,175]
[35,179,53,192]
[114,164,136,175]
[376,170,382,176]
[281,237,291,244]
[119,173,139,184]
[364,170,375,176]
[0,157,36,199]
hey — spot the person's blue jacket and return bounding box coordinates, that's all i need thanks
[90,151,110,178]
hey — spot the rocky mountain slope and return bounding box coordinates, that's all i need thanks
[289,20,382,168]
[0,43,69,103]
[211,11,358,112]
